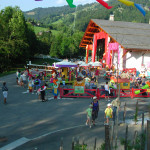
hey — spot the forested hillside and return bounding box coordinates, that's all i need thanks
[25,0,150,32]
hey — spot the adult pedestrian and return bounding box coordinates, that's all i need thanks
[104,81,109,101]
[91,96,99,126]
[84,75,91,89]
[40,83,47,102]
[111,98,121,125]
[2,82,8,104]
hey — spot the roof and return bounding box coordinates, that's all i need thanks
[112,78,130,83]
[80,19,150,50]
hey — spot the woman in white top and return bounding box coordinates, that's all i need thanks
[104,81,109,101]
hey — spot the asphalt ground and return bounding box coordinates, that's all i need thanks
[0,74,150,150]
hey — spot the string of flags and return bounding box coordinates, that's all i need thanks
[34,0,146,16]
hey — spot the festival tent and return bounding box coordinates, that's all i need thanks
[53,61,78,68]
[88,61,102,67]
[77,61,84,65]
[80,62,89,67]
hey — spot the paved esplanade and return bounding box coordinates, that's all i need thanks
[0,74,149,150]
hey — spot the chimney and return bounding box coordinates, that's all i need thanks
[109,14,114,21]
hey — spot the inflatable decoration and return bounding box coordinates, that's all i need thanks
[109,80,116,89]
[134,3,146,16]
[66,0,76,8]
[118,0,134,7]
[134,84,149,95]
[96,0,113,9]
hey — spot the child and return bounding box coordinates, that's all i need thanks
[2,82,8,104]
[85,104,93,128]
[104,103,113,125]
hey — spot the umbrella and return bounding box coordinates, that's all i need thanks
[80,62,89,67]
[88,61,102,67]
[76,61,84,65]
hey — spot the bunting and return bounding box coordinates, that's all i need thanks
[34,0,146,16]
[96,0,113,9]
[66,0,76,8]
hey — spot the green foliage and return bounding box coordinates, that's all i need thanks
[0,6,39,73]
[120,132,146,150]
[31,58,59,65]
[74,144,87,150]
[49,29,84,58]
[98,142,105,150]
[34,26,49,34]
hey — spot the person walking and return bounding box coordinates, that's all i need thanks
[91,96,99,126]
[85,104,93,128]
[111,98,121,125]
[104,81,109,101]
[104,103,113,125]
[2,82,8,104]
[40,83,47,102]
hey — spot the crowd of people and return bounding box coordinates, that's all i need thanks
[1,63,150,129]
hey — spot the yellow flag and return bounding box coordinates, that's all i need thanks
[118,0,134,7]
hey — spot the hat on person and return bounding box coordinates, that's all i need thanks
[107,103,112,107]
[93,96,97,100]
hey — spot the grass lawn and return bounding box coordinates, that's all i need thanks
[34,26,48,34]
[33,26,60,36]
[51,30,61,36]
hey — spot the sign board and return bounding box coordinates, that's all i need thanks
[74,86,85,94]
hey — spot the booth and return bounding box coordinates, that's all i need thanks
[53,61,77,85]
[111,78,130,89]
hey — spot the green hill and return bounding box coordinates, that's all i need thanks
[24,0,150,32]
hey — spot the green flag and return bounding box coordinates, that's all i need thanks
[66,0,76,8]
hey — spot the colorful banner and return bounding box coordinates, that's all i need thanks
[96,0,113,9]
[134,3,146,16]
[118,0,134,7]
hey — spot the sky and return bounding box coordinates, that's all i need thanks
[0,0,98,11]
